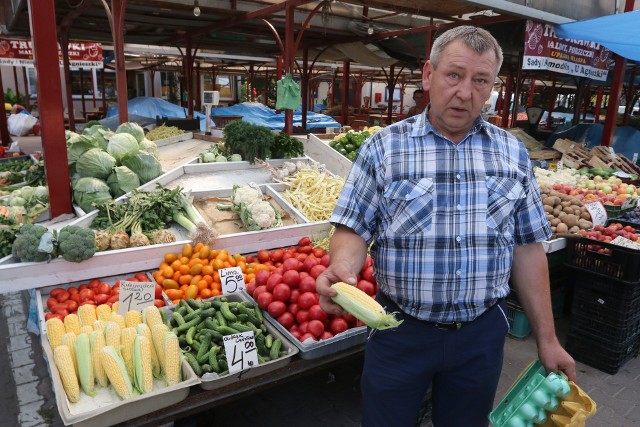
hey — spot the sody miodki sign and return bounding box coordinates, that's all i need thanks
[0,38,103,69]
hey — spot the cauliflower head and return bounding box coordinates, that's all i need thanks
[57,225,96,263]
[232,185,262,208]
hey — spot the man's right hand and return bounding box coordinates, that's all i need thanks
[316,259,358,315]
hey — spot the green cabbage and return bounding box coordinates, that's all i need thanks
[73,177,112,213]
[76,148,116,180]
[139,138,159,159]
[116,122,145,143]
[83,125,113,151]
[107,133,139,162]
[67,139,98,165]
[107,166,140,198]
[121,151,163,184]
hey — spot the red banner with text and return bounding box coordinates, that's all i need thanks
[0,38,103,69]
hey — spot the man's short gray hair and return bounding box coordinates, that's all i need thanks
[430,26,503,74]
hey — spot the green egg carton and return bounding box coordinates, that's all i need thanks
[490,359,571,427]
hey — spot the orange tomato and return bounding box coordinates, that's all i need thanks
[170,260,183,271]
[211,259,224,270]
[161,266,174,279]
[211,288,222,297]
[172,299,181,305]
[178,274,193,286]
[202,265,214,276]
[172,271,181,281]
[213,271,220,283]
[179,256,190,265]
[190,264,203,276]
[196,280,208,292]
[188,258,202,268]
[179,264,191,275]
[245,273,255,283]
[184,284,198,299]
[208,249,219,260]
[182,244,193,258]
[216,250,229,262]
[199,246,211,260]
[162,279,179,289]
[165,289,183,300]
[227,257,237,267]
[200,289,213,298]
[223,261,232,269]
[211,282,222,292]
[159,261,169,270]
[203,274,213,285]
[164,253,178,264]
[237,260,246,272]
[190,275,203,287]
[257,249,270,262]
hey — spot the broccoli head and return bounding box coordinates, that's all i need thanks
[12,224,51,262]
[57,225,96,263]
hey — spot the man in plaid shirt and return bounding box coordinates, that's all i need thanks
[317,26,576,427]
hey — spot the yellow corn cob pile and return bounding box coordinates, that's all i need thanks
[125,311,142,328]
[75,333,96,397]
[61,332,78,376]
[151,323,168,370]
[80,325,94,335]
[163,332,182,386]
[96,304,112,322]
[136,323,160,378]
[100,346,134,399]
[93,320,106,332]
[143,306,163,329]
[133,335,154,394]
[63,313,81,335]
[46,318,65,349]
[90,330,109,388]
[78,304,97,327]
[53,345,80,403]
[120,327,137,379]
[104,322,121,352]
[111,301,120,313]
[110,313,126,329]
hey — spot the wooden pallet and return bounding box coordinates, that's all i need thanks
[588,146,640,175]
[552,138,590,158]
[529,148,562,161]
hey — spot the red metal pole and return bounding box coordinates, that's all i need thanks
[21,67,30,110]
[594,86,604,123]
[90,70,97,109]
[528,79,535,107]
[80,67,86,119]
[0,68,11,147]
[283,4,294,134]
[501,75,513,129]
[546,79,557,129]
[59,27,76,131]
[12,67,20,105]
[341,61,350,126]
[101,68,107,116]
[111,0,129,123]
[301,48,309,132]
[387,65,395,124]
[28,0,73,216]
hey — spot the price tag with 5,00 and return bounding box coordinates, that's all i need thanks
[223,330,258,374]
[220,266,245,295]
[118,281,156,316]
[584,201,608,226]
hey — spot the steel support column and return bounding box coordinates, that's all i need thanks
[283,3,294,134]
[386,65,395,124]
[0,68,10,146]
[301,49,309,132]
[594,86,604,123]
[28,0,72,216]
[101,0,129,123]
[80,68,86,118]
[59,26,76,131]
[22,68,30,110]
[501,75,513,129]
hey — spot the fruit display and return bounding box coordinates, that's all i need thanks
[540,187,593,234]
[576,222,640,254]
[328,127,381,161]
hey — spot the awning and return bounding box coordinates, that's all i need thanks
[554,11,640,62]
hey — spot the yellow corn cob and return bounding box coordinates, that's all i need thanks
[75,333,96,397]
[163,332,182,386]
[78,304,97,327]
[104,322,121,352]
[111,301,120,313]
[80,325,94,335]
[151,323,169,370]
[136,323,160,378]
[124,310,142,328]
[93,320,106,332]
[100,346,134,399]
[46,318,65,349]
[96,304,112,322]
[120,327,137,380]
[90,330,109,387]
[53,345,80,403]
[61,332,78,376]
[143,306,163,329]
[63,313,81,335]
[330,282,403,330]
[133,335,154,394]
[110,313,126,329]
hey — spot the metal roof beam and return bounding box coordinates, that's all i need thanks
[458,0,574,24]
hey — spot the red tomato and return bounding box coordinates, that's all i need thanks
[271,249,284,262]
[298,237,311,247]
[79,284,88,291]
[135,273,149,282]
[364,255,374,269]
[266,274,282,292]
[97,283,111,295]
[94,294,109,305]
[253,285,268,299]
[307,319,325,338]
[89,279,101,288]
[330,317,349,334]
[272,283,292,302]
[319,331,334,340]
[342,313,357,325]
[254,269,270,287]
[154,299,166,308]
[320,254,331,267]
[49,288,66,298]
[282,258,301,272]
[54,308,70,317]
[56,291,70,303]
[79,300,96,307]
[46,297,58,310]
[289,289,300,304]
[245,281,256,296]
[281,270,300,288]
[271,312,295,329]
[302,257,319,273]
[298,276,317,294]
[67,287,79,295]
[107,294,120,304]
[257,292,273,310]
[50,303,67,313]
[312,248,326,258]
[45,312,64,321]
[155,284,163,299]
[361,266,375,284]
[126,277,139,282]
[295,309,310,325]
[290,330,303,341]
[257,250,271,263]
[281,252,293,262]
[300,332,316,342]
[79,288,95,302]
[65,300,79,313]
[308,304,328,322]
[70,293,81,303]
[357,280,376,296]
[267,301,287,318]
[296,253,308,262]
[288,303,300,316]
[297,292,318,310]
[309,264,326,279]
[298,245,313,254]
[298,320,309,334]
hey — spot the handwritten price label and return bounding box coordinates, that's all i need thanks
[223,331,258,374]
[622,197,635,210]
[118,281,155,316]
[584,201,607,226]
[220,267,245,295]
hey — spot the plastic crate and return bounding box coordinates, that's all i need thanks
[571,282,640,323]
[507,288,566,320]
[569,311,640,346]
[568,267,640,301]
[506,302,532,339]
[546,249,567,270]
[605,197,637,218]
[564,333,640,374]
[565,238,640,283]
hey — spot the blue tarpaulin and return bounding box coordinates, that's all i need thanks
[105,97,340,132]
[554,11,640,62]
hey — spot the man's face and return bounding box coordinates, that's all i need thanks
[413,92,423,105]
[422,39,497,142]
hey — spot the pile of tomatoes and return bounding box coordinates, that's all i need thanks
[44,272,165,321]
[245,237,379,343]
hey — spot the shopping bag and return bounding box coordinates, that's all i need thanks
[7,112,38,136]
[276,73,301,110]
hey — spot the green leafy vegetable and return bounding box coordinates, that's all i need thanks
[223,121,274,164]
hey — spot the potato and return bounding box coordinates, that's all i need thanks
[550,218,561,226]
[578,219,593,230]
[560,200,571,208]
[569,226,580,234]
[563,214,579,228]
[544,205,554,214]
[573,208,582,216]
[563,206,575,214]
[553,208,562,216]
[551,226,557,233]
[547,214,555,222]
[581,211,592,220]
[556,223,569,233]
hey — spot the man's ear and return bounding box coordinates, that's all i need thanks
[422,61,433,91]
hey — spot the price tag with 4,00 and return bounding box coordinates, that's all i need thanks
[223,331,258,374]
[220,266,245,294]
[118,281,156,316]
[584,201,608,226]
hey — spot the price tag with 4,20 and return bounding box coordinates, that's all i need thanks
[584,201,608,226]
[220,266,245,295]
[118,281,156,316]
[223,331,258,374]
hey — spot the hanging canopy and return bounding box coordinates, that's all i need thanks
[554,11,640,62]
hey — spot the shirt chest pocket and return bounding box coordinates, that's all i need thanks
[486,176,525,231]
[383,178,434,235]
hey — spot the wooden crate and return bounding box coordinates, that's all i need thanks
[588,146,640,175]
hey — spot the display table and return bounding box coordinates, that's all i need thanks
[116,344,365,426]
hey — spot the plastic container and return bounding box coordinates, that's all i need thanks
[564,333,640,375]
[604,197,637,219]
[506,302,532,339]
[565,238,640,284]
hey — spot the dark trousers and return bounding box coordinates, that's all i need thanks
[361,296,509,427]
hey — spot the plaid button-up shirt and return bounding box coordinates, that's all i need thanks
[330,111,551,322]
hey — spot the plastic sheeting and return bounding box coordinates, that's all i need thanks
[546,123,640,161]
[105,97,340,131]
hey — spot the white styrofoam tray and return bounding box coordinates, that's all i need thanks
[542,238,567,253]
[152,132,194,147]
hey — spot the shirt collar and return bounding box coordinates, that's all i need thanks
[410,104,491,141]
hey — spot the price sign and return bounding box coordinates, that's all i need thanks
[220,267,245,294]
[557,160,563,171]
[584,201,608,226]
[611,236,640,250]
[118,281,155,315]
[614,171,633,178]
[622,197,635,210]
[609,147,617,158]
[223,331,258,374]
